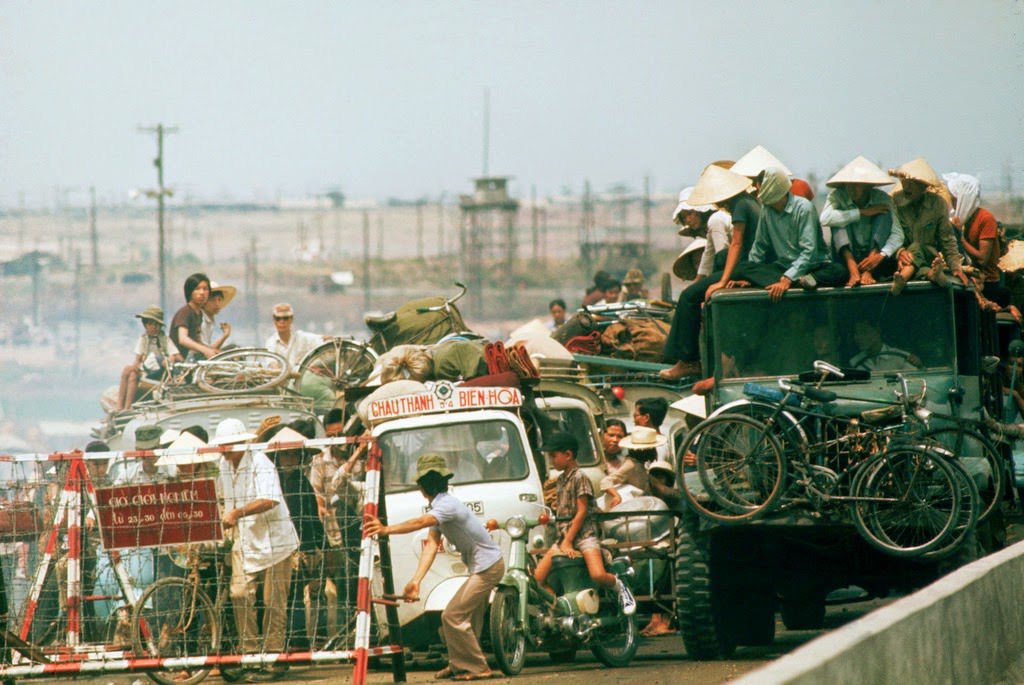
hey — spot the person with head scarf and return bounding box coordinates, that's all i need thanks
[660,164,761,380]
[888,158,965,294]
[820,156,904,287]
[944,172,1007,306]
[732,167,847,302]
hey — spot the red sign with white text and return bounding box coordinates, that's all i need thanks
[95,478,222,550]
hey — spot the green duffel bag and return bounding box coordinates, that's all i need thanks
[432,339,488,381]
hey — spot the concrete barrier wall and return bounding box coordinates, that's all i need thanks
[733,540,1024,685]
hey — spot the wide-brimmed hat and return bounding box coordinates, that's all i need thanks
[888,157,942,187]
[619,426,667,450]
[647,460,675,483]
[672,187,716,226]
[134,424,162,450]
[135,305,165,327]
[209,281,237,307]
[999,241,1024,273]
[156,432,218,466]
[622,268,645,286]
[265,426,320,458]
[687,165,753,207]
[415,453,453,480]
[159,428,181,448]
[826,156,895,188]
[209,418,257,446]
[731,145,793,178]
[672,238,707,281]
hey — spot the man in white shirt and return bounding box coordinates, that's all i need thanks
[215,418,299,657]
[264,303,323,371]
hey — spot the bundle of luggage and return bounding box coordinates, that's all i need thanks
[374,338,540,386]
[552,309,671,363]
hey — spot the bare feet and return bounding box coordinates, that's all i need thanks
[891,272,907,295]
[927,255,949,288]
[659,360,702,380]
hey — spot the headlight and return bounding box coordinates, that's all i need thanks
[505,516,527,538]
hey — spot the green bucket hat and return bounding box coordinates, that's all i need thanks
[135,305,165,327]
[415,453,453,480]
[135,424,162,450]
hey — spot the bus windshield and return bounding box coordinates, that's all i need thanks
[379,419,530,492]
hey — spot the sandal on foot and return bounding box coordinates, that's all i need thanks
[435,666,456,680]
[453,673,493,682]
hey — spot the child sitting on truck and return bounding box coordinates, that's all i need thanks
[115,305,181,411]
[534,431,635,615]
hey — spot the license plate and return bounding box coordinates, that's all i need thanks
[465,501,484,515]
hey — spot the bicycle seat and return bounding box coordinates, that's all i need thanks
[801,386,837,404]
[365,311,397,329]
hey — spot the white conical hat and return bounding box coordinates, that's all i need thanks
[672,186,716,225]
[826,156,895,187]
[888,157,942,187]
[731,145,792,178]
[686,165,753,206]
[672,238,707,281]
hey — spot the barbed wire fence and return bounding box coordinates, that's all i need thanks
[0,435,405,685]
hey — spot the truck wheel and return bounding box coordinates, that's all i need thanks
[673,519,736,659]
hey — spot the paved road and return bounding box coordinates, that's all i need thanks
[18,599,881,685]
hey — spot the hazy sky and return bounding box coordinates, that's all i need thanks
[2,0,1023,207]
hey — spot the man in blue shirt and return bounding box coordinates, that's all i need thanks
[733,167,847,302]
[364,454,503,681]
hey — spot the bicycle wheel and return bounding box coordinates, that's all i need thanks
[921,427,1003,523]
[918,457,980,560]
[296,338,379,392]
[132,577,219,685]
[851,447,961,558]
[195,348,290,394]
[680,415,786,523]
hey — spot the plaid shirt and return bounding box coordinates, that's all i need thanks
[554,464,598,544]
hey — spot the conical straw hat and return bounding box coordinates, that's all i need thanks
[826,156,895,187]
[672,238,707,281]
[686,165,753,206]
[999,240,1024,273]
[888,157,942,187]
[731,145,792,178]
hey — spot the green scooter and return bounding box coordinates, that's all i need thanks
[487,510,639,675]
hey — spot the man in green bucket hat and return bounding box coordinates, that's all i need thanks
[364,454,502,681]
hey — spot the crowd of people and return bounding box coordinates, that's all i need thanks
[546,145,1014,383]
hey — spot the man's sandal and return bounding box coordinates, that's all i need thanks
[452,672,493,681]
[434,665,456,680]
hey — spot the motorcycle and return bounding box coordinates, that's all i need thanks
[487,510,639,675]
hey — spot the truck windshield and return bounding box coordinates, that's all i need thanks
[537,407,599,466]
[708,287,955,380]
[379,419,530,492]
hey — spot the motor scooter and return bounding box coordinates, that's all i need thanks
[487,510,639,675]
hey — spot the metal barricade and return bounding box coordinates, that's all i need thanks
[0,435,404,685]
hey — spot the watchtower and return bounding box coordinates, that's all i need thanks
[459,176,520,316]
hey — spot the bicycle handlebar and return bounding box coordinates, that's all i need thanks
[415,282,468,313]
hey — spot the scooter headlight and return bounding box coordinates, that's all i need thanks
[505,516,527,538]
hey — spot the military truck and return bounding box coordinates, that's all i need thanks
[673,281,1008,658]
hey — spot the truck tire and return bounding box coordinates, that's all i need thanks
[673,519,736,659]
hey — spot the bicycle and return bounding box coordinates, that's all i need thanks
[294,282,471,393]
[679,363,970,559]
[712,362,1005,524]
[130,545,273,685]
